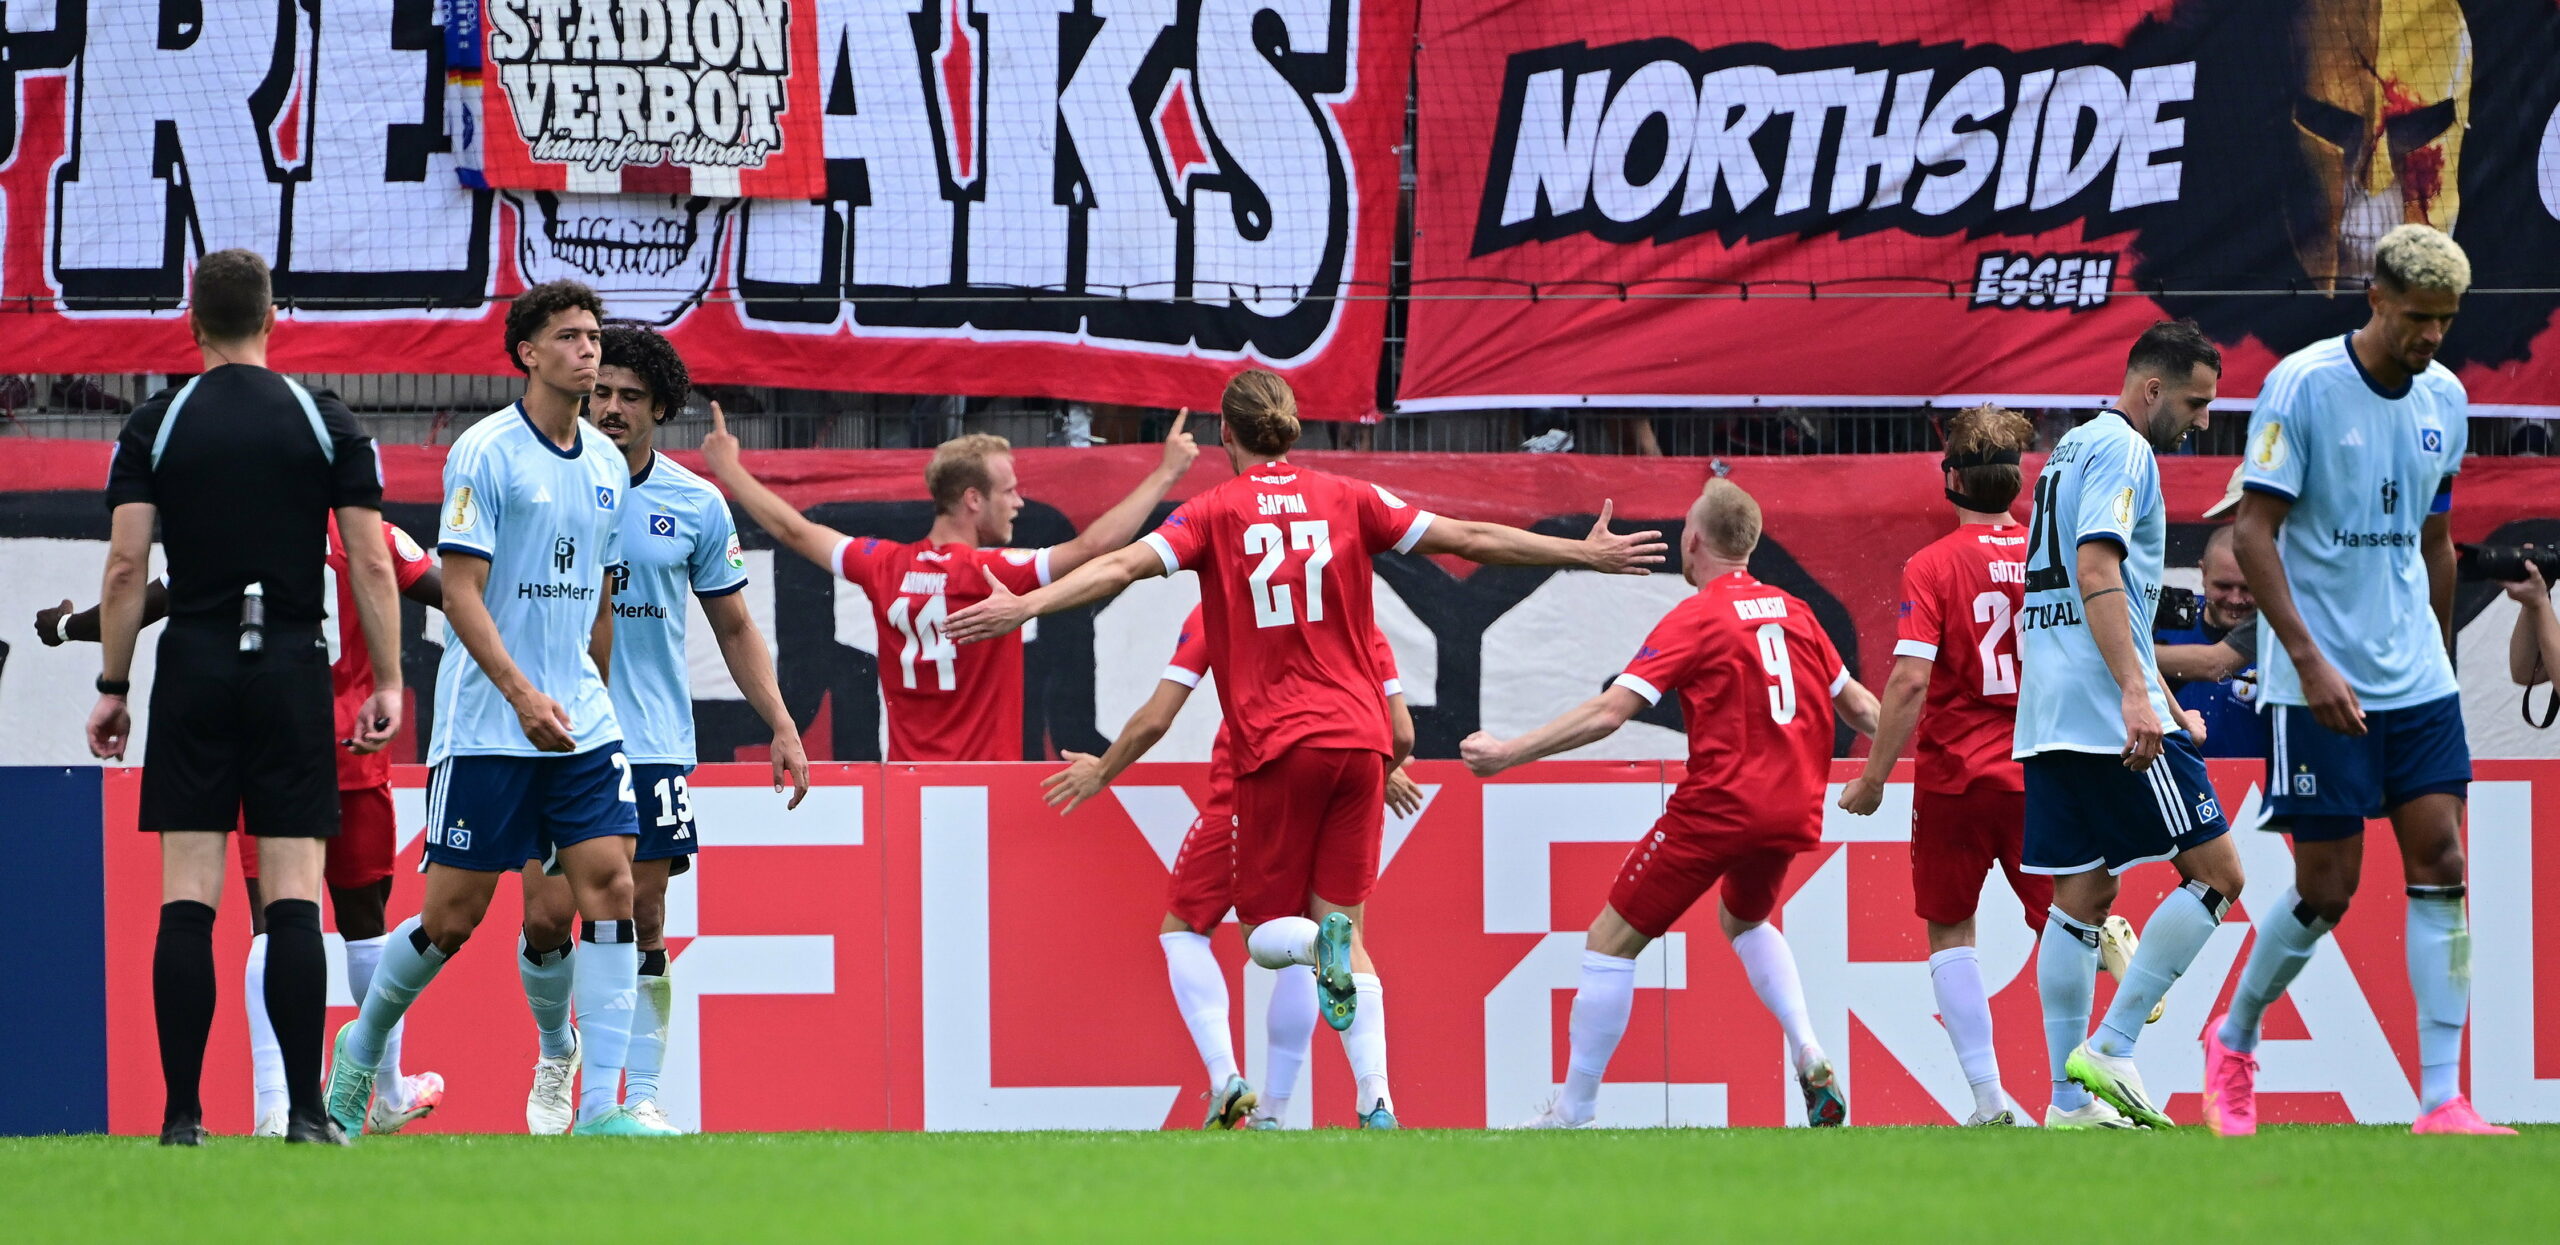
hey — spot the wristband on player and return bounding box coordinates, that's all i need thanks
[95,675,130,697]
[56,613,73,644]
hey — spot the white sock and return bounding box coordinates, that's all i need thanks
[244,934,287,1121]
[1731,924,1824,1073]
[1160,932,1239,1086]
[573,921,640,1123]
[1260,965,1319,1123]
[2038,909,2099,1111]
[518,935,576,1060]
[1341,973,1391,1113]
[2406,886,2470,1112]
[625,956,672,1107]
[1246,917,1319,970]
[343,935,406,1098]
[1560,950,1638,1125]
[1928,946,2005,1117]
[2092,881,2228,1058]
[346,918,446,1070]
[2217,889,2333,1054]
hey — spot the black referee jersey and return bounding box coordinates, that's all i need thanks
[105,364,384,836]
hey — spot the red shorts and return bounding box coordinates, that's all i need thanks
[1164,794,1237,934]
[1911,785,2049,930]
[1608,820,1808,939]
[237,785,398,889]
[1231,747,1385,927]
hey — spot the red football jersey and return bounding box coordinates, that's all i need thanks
[1163,603,1405,803]
[834,535,1051,762]
[325,513,436,790]
[1893,523,2027,795]
[1615,572,1847,843]
[1142,463,1435,774]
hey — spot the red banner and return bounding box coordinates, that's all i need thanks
[97,759,2560,1131]
[462,1,829,199]
[1398,1,2560,413]
[0,1,1409,419]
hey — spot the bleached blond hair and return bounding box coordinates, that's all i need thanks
[2373,224,2470,295]
[1690,478,1762,560]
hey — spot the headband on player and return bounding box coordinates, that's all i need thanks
[1941,447,2023,514]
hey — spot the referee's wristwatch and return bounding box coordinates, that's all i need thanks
[95,675,130,697]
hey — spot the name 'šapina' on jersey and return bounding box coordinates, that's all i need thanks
[608,452,748,766]
[2013,411,2178,757]
[1142,463,1435,774]
[2241,334,2467,712]
[432,403,629,762]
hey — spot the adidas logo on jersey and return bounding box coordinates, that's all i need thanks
[2341,427,2366,447]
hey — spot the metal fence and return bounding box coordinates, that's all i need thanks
[2,371,2550,458]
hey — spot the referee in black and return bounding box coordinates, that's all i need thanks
[87,249,405,1145]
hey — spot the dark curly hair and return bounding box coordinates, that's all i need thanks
[599,323,690,424]
[503,279,604,373]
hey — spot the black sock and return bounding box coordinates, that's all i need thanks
[262,898,328,1121]
[639,946,668,977]
[153,900,218,1125]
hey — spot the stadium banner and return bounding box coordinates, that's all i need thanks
[1,442,2554,773]
[50,758,2560,1133]
[1397,0,2560,414]
[0,0,1410,419]
[454,0,831,199]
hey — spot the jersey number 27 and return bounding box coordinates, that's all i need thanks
[1245,520,1335,629]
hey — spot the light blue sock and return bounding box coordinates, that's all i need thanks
[574,920,640,1123]
[2038,909,2099,1112]
[2217,889,2332,1054]
[2093,881,2230,1058]
[624,953,672,1106]
[346,917,447,1070]
[2407,886,2469,1112]
[519,935,576,1060]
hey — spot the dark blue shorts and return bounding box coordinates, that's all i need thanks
[2022,734,2231,876]
[633,762,699,871]
[2264,693,2469,840]
[422,746,640,873]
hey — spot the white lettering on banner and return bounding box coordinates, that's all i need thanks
[1481,783,1725,1126]
[1481,47,2194,251]
[2471,782,2560,1119]
[1057,0,1182,297]
[920,786,1181,1128]
[970,0,1072,291]
[655,784,861,1131]
[492,0,794,171]
[1192,0,1350,317]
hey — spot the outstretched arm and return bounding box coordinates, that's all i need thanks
[1459,685,1648,776]
[946,542,1166,643]
[41,578,172,645]
[1833,675,1881,739]
[1413,501,1666,574]
[1044,677,1193,815]
[699,402,854,573]
[1045,413,1198,576]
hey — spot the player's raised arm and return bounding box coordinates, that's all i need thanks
[1459,685,1650,777]
[699,401,854,573]
[946,541,1166,643]
[1044,410,1199,576]
[1414,500,1667,574]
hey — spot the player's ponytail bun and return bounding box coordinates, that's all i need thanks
[1222,370,1301,457]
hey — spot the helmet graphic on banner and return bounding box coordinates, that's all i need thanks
[2288,0,2469,288]
[510,192,736,326]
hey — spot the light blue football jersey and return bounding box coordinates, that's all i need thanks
[2014,410,2179,757]
[608,452,748,766]
[430,404,628,761]
[2241,334,2465,711]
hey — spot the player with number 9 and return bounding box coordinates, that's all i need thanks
[702,411,1200,761]
[1837,403,2048,1126]
[946,369,1668,1129]
[1462,480,1880,1129]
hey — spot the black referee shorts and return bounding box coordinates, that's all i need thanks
[138,620,340,838]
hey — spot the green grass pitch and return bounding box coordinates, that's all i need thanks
[3,1127,2548,1242]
